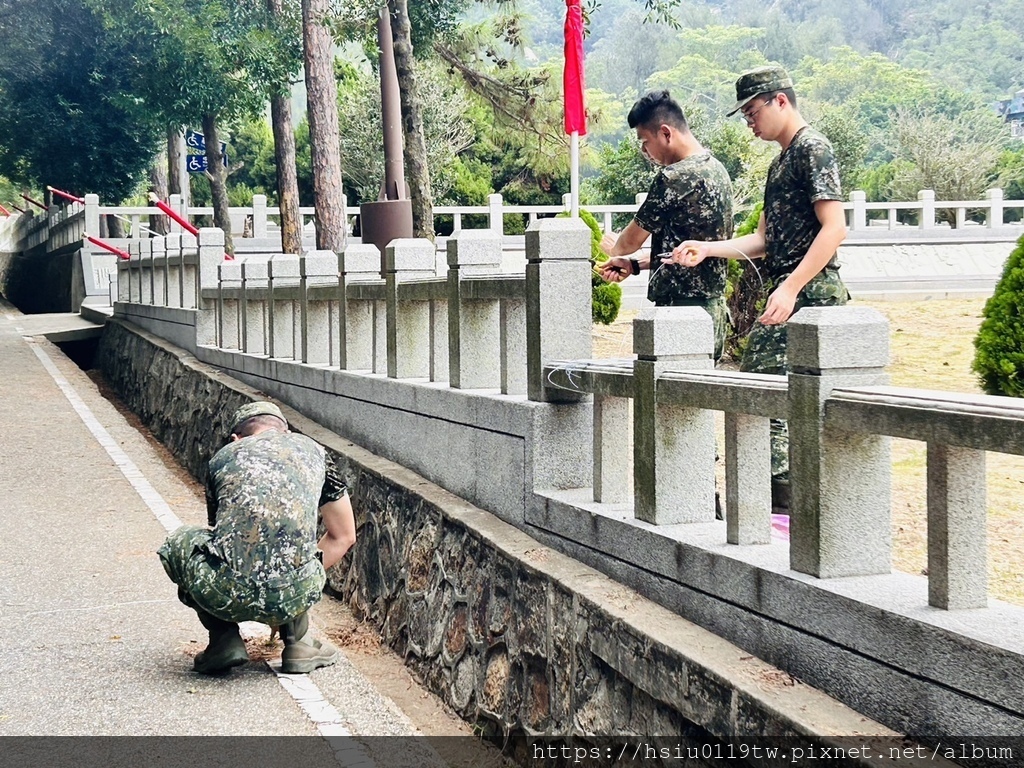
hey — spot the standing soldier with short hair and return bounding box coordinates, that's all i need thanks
[599,90,734,361]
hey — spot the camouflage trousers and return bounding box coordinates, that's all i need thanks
[659,295,729,362]
[739,269,849,481]
[158,525,326,626]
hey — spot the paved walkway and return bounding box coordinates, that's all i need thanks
[0,300,447,761]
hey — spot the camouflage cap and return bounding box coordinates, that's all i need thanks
[230,401,287,433]
[727,65,795,116]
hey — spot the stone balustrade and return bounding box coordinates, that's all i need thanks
[542,303,1024,613]
[114,222,584,399]
[110,217,1024,743]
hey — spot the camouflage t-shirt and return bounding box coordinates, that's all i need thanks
[763,126,843,279]
[633,151,733,304]
[204,431,347,580]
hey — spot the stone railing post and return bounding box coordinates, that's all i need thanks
[429,294,449,384]
[849,190,867,231]
[139,239,153,305]
[108,272,118,306]
[127,241,140,304]
[267,254,300,359]
[180,233,199,310]
[725,411,772,545]
[338,244,380,370]
[918,189,935,230]
[927,444,987,609]
[986,188,1004,228]
[385,239,435,379]
[84,194,100,241]
[300,251,337,365]
[500,296,527,396]
[165,234,182,308]
[525,218,592,402]
[447,230,502,389]
[487,193,504,234]
[117,255,130,304]
[218,259,242,349]
[168,194,183,234]
[788,306,891,578]
[195,227,225,346]
[240,258,269,354]
[594,394,630,504]
[633,307,716,524]
[252,194,268,239]
[151,236,166,306]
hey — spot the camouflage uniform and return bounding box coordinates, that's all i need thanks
[739,126,849,480]
[634,151,734,360]
[158,431,347,626]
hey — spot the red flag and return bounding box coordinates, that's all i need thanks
[563,0,586,136]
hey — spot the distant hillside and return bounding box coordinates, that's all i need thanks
[517,0,1024,101]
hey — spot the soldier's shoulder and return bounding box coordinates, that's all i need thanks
[795,127,835,156]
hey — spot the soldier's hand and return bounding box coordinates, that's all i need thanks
[598,257,630,283]
[760,284,798,325]
[599,233,618,256]
[665,241,708,268]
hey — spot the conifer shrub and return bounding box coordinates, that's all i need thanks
[724,203,764,360]
[973,234,1024,396]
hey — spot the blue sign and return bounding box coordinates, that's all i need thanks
[186,129,206,151]
[185,130,229,173]
[186,153,230,174]
[185,130,227,156]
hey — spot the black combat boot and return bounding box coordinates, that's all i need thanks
[280,612,340,674]
[193,608,249,675]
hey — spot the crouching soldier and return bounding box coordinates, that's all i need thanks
[158,401,357,675]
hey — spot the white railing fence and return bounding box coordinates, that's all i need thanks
[12,188,1022,253]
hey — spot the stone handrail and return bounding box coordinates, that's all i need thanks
[544,304,1024,614]
[109,217,1024,740]
[116,223,587,401]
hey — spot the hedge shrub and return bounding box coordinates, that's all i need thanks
[973,233,1024,396]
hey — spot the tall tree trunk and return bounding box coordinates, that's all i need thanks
[268,0,302,254]
[389,0,433,240]
[167,126,189,209]
[302,0,346,252]
[106,214,125,239]
[149,145,170,235]
[202,113,233,256]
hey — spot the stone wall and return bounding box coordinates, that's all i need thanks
[0,243,77,313]
[96,316,901,761]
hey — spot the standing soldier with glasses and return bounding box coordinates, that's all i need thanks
[666,65,850,513]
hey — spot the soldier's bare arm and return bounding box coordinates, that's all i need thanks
[598,221,651,282]
[318,494,356,569]
[666,214,767,267]
[760,199,845,325]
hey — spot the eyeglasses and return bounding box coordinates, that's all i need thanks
[741,96,776,124]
